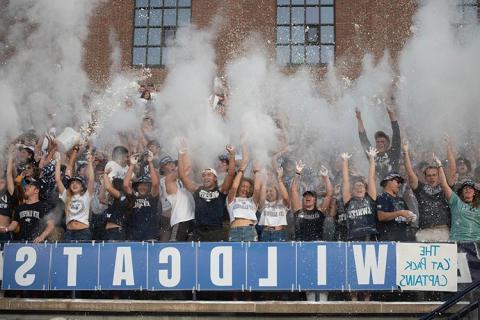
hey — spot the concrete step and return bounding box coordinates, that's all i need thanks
[0,298,471,319]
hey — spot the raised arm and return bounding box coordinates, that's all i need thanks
[434,153,453,200]
[6,146,16,196]
[86,152,95,196]
[103,168,121,199]
[402,141,418,190]
[276,167,289,206]
[123,153,138,195]
[219,144,237,194]
[33,219,55,243]
[290,160,305,212]
[177,140,198,193]
[340,152,352,204]
[366,147,378,200]
[227,148,249,204]
[147,151,159,197]
[387,102,401,159]
[356,107,371,152]
[445,136,457,186]
[65,145,79,178]
[252,161,264,206]
[54,152,66,195]
[318,166,333,213]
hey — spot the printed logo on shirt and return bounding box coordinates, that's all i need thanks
[199,189,220,202]
[69,199,86,215]
[348,206,372,218]
[134,198,152,209]
[423,184,442,196]
[19,210,40,219]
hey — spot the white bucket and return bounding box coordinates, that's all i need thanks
[55,127,81,151]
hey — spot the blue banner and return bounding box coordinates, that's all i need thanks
[2,242,400,291]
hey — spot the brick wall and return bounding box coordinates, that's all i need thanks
[83,0,417,87]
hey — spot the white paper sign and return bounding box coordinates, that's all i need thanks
[396,243,457,291]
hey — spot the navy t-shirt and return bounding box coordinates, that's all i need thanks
[294,208,325,241]
[345,195,377,240]
[376,192,409,241]
[127,193,160,240]
[193,187,227,229]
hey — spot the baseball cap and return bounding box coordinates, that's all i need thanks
[202,168,218,177]
[159,155,175,166]
[302,190,317,198]
[25,178,42,190]
[69,175,87,189]
[380,172,404,187]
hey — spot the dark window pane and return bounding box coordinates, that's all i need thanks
[133,47,146,65]
[306,0,319,4]
[164,0,177,6]
[147,48,161,65]
[292,0,304,4]
[321,6,334,24]
[306,6,319,24]
[292,26,305,44]
[292,46,305,64]
[277,26,290,44]
[150,9,162,26]
[163,28,176,46]
[277,7,290,24]
[148,28,162,45]
[321,45,334,64]
[277,46,290,64]
[151,0,163,6]
[321,25,334,43]
[179,0,191,6]
[134,28,147,45]
[306,45,320,63]
[135,9,148,26]
[164,9,176,26]
[136,0,149,7]
[178,8,190,26]
[278,0,289,5]
[292,7,305,24]
[321,0,334,4]
[306,26,319,43]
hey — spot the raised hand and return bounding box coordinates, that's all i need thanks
[225,144,235,155]
[432,153,442,167]
[178,138,188,154]
[86,151,95,163]
[355,107,362,120]
[366,147,378,158]
[277,167,284,179]
[130,153,139,165]
[54,151,61,162]
[340,152,352,161]
[147,150,154,163]
[295,160,305,174]
[319,165,329,177]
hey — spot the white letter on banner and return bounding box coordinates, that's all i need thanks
[210,246,232,286]
[353,244,388,285]
[457,252,472,283]
[15,247,37,287]
[317,246,327,285]
[259,247,277,287]
[64,247,82,286]
[113,247,134,286]
[158,247,181,287]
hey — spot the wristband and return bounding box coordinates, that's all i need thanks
[295,172,302,176]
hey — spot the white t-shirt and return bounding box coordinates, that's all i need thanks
[60,190,92,226]
[259,200,288,227]
[161,177,195,226]
[227,197,258,223]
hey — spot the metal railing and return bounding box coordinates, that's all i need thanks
[421,279,480,320]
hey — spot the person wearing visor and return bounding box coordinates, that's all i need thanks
[123,151,160,241]
[376,172,416,241]
[178,140,236,241]
[434,155,480,241]
[55,151,95,241]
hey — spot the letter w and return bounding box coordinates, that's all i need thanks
[353,244,388,285]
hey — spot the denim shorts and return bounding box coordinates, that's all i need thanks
[261,229,287,242]
[64,228,92,242]
[104,227,126,241]
[228,225,258,242]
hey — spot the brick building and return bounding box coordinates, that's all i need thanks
[81,0,478,86]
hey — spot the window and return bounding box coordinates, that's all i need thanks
[457,0,479,24]
[132,0,191,67]
[276,0,335,65]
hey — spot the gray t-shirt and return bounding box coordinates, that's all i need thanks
[412,182,450,229]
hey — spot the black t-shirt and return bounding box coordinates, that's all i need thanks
[413,182,450,229]
[193,187,227,229]
[106,192,130,227]
[13,201,49,241]
[294,208,325,241]
[127,193,160,240]
[0,190,17,218]
[345,194,377,240]
[376,192,409,241]
[334,197,348,241]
